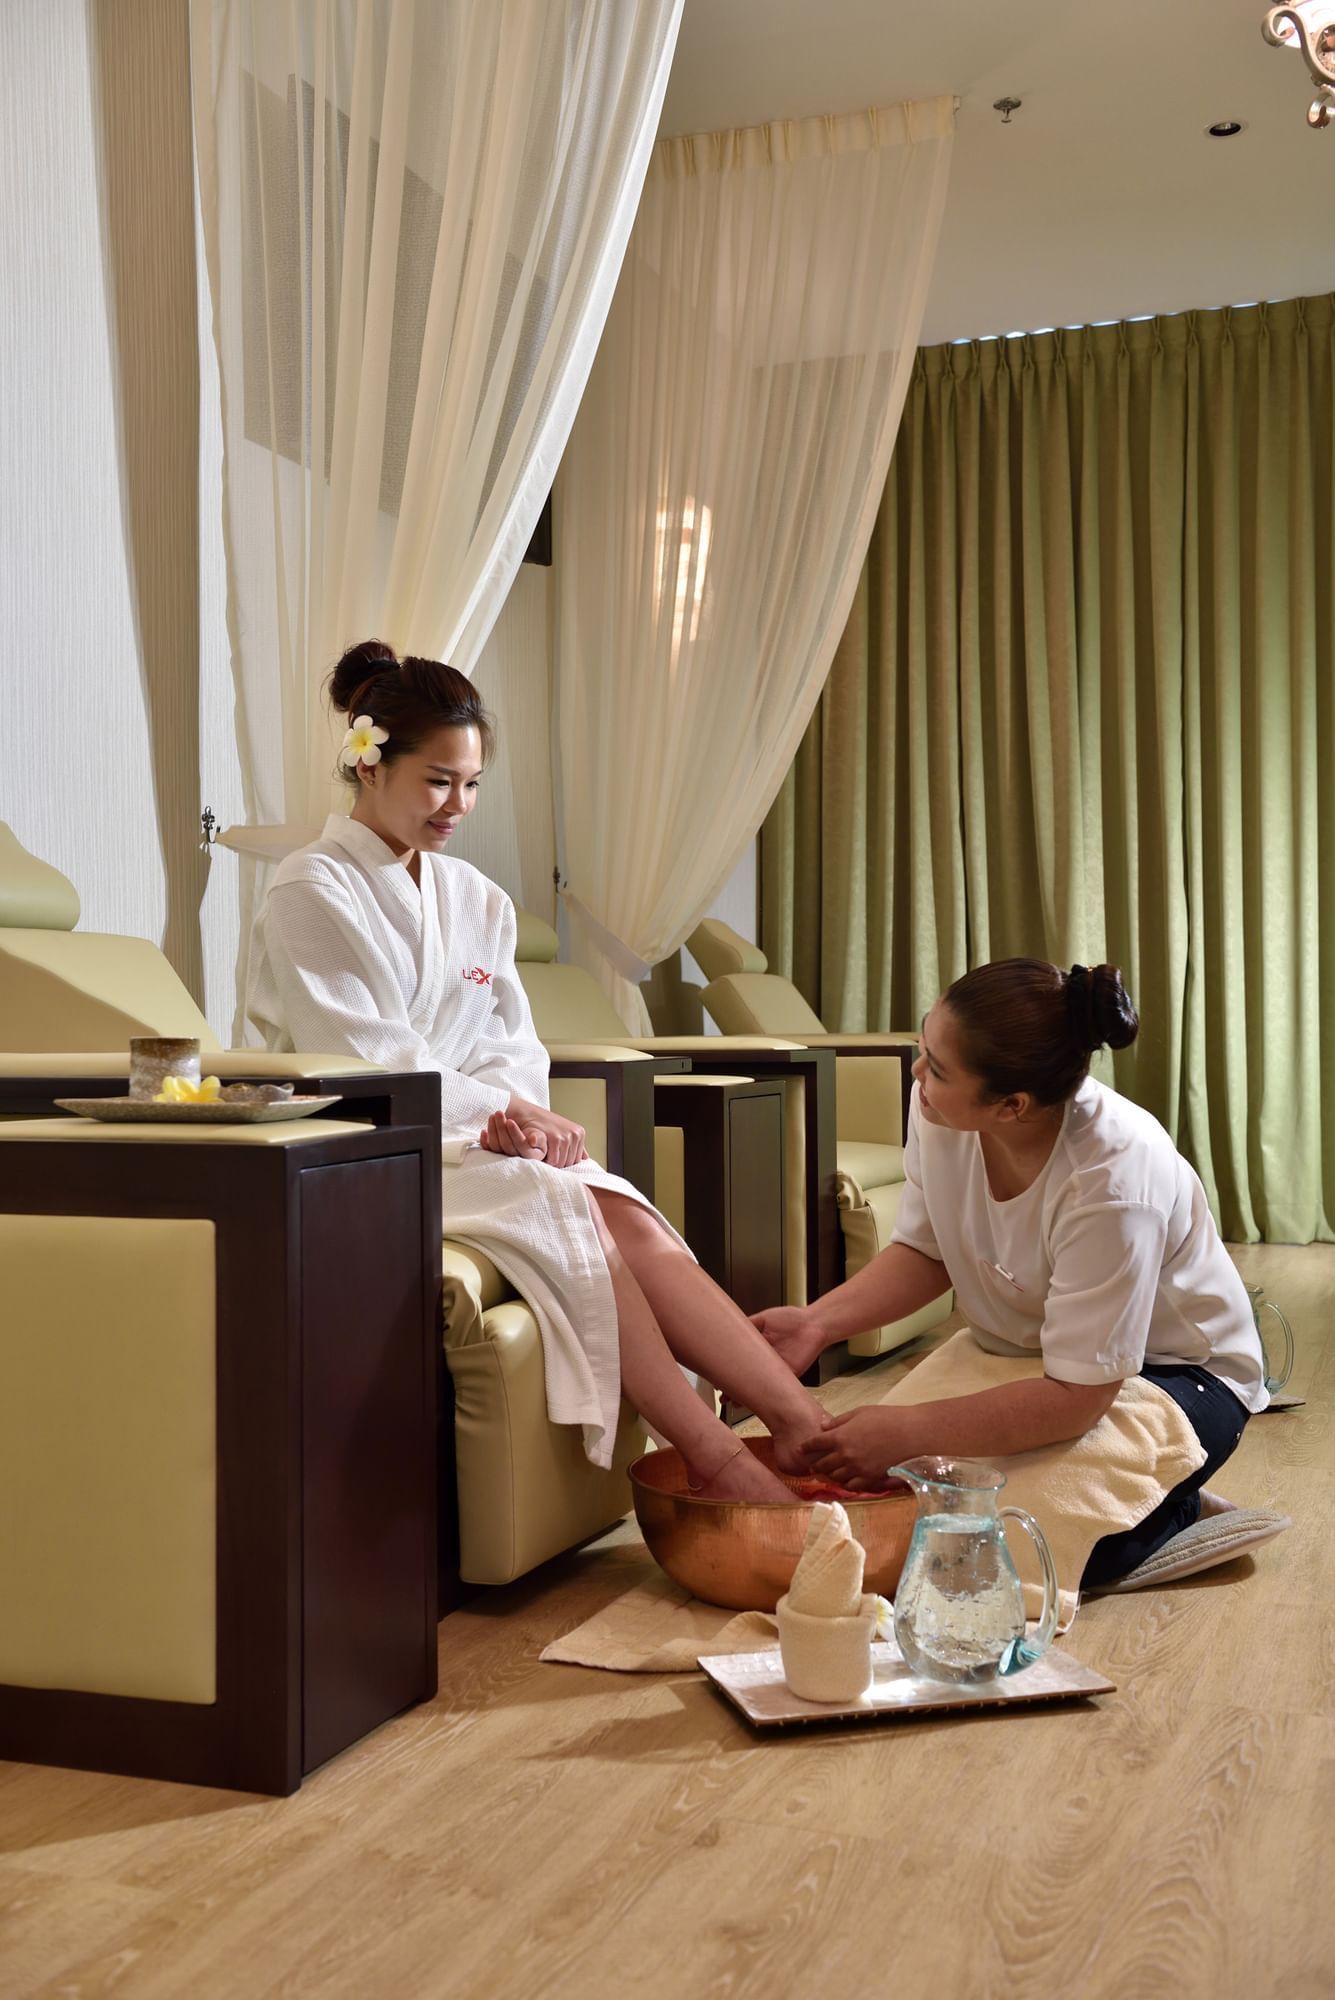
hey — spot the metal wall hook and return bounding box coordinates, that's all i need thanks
[200,807,218,851]
[993,96,1022,124]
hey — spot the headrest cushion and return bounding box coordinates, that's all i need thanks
[687,917,767,981]
[0,823,80,931]
[514,906,560,963]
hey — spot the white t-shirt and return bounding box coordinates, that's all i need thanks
[891,1077,1267,1413]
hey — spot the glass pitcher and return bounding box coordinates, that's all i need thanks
[889,1457,1059,1685]
[1246,1284,1294,1396]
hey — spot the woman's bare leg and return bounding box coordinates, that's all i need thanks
[590,1189,826,1475]
[586,1197,793,1501]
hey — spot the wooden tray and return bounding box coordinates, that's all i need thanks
[53,1096,342,1126]
[700,1639,1114,1730]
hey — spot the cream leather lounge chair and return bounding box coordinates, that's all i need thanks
[686,918,953,1357]
[0,823,651,1600]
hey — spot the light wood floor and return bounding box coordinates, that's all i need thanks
[2,1243,1331,2000]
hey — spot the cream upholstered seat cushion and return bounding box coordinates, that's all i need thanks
[514,908,560,963]
[832,1049,911,1149]
[518,961,633,1042]
[445,1287,646,1584]
[837,1171,904,1249]
[699,971,826,1038]
[440,1235,644,1584]
[689,920,826,1038]
[835,1139,906,1204]
[0,931,223,1053]
[0,822,81,930]
[0,1211,216,1704]
[443,1241,515,1326]
[688,918,768,981]
[0,823,221,1052]
[836,1173,955,1358]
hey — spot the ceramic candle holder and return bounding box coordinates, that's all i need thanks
[129,1036,202,1101]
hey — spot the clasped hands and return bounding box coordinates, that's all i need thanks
[478,1094,588,1168]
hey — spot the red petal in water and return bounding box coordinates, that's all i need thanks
[787,1476,902,1502]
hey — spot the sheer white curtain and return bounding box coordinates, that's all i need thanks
[190,0,681,1024]
[553,99,954,1029]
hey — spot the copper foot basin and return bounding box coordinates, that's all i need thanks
[629,1436,915,1612]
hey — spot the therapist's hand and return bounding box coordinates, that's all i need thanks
[800,1407,908,1487]
[750,1306,830,1377]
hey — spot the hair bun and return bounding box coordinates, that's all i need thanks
[1071,960,1135,1056]
[328,639,399,717]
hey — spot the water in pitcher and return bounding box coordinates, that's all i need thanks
[892,1510,1027,1683]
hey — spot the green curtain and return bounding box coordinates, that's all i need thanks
[761,294,1334,1243]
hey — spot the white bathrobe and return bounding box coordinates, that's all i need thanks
[248,813,676,1467]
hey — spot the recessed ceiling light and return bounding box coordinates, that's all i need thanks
[1207,118,1246,136]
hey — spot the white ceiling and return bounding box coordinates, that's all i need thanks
[658,0,1335,345]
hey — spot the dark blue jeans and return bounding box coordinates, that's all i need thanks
[1080,1364,1251,1588]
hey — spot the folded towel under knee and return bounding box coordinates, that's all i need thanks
[875,1329,1208,1628]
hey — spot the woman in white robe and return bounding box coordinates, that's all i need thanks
[249,640,825,1500]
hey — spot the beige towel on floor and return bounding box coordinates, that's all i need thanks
[877,1329,1207,1628]
[540,1567,775,1672]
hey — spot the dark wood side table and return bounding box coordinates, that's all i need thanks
[653,1075,787,1316]
[630,1043,839,1305]
[0,1107,440,1796]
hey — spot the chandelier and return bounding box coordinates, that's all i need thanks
[1262,3,1335,126]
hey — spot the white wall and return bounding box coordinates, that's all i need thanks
[1,0,166,946]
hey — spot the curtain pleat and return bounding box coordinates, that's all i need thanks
[553,97,955,1029]
[762,294,1335,1243]
[90,0,207,1001]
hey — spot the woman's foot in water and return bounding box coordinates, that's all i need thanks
[758,1393,831,1477]
[688,1441,793,1502]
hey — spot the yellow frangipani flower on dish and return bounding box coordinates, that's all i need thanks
[872,1594,895,1638]
[339,715,389,767]
[156,1074,223,1105]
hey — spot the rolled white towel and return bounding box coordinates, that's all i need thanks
[778,1503,877,1702]
[776,1593,878,1703]
[787,1501,866,1617]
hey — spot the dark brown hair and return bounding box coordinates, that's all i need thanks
[942,958,1139,1106]
[328,638,495,783]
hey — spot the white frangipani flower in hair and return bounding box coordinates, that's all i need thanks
[340,716,389,767]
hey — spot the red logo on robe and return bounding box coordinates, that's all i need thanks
[462,966,493,985]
